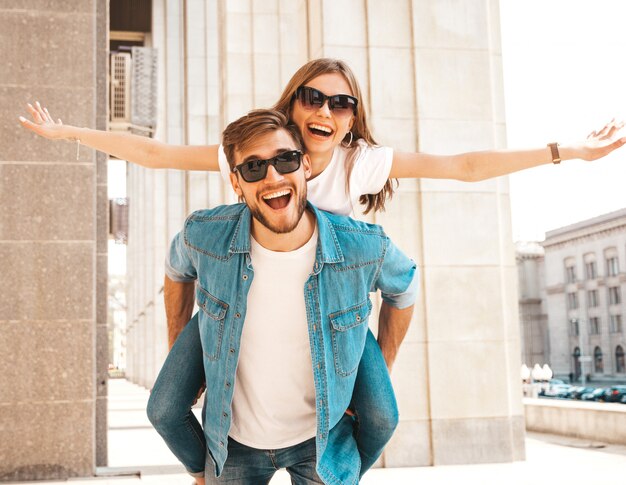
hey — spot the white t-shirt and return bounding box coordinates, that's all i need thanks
[219,140,393,216]
[229,229,318,449]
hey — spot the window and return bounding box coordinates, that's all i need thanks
[594,347,604,374]
[606,256,620,276]
[567,292,579,310]
[571,319,579,336]
[616,346,625,374]
[585,260,597,279]
[565,264,577,283]
[589,317,600,335]
[610,314,623,333]
[573,347,581,378]
[587,290,598,308]
[608,286,622,305]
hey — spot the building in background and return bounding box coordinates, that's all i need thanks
[516,208,626,384]
[542,208,626,383]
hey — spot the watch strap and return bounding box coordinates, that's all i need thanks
[548,142,561,164]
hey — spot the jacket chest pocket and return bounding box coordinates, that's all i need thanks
[329,299,372,376]
[196,286,228,361]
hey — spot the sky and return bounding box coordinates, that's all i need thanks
[499,0,626,241]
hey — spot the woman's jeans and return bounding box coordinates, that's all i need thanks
[147,313,398,478]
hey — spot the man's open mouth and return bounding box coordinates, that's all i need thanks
[307,123,333,138]
[262,189,292,210]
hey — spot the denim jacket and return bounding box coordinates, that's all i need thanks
[166,202,417,485]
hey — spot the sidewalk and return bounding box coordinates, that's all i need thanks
[9,378,626,485]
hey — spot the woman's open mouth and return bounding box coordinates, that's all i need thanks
[307,123,334,139]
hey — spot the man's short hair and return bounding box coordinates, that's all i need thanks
[222,109,304,170]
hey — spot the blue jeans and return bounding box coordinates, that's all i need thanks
[206,436,323,484]
[147,313,398,479]
[147,313,207,476]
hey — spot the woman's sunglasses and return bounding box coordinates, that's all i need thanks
[232,150,303,183]
[293,86,358,117]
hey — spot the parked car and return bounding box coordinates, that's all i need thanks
[539,379,569,397]
[567,386,595,400]
[543,384,573,399]
[602,385,626,403]
[548,379,566,386]
[581,388,606,401]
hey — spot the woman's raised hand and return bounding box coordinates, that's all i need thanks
[19,101,70,140]
[576,119,626,161]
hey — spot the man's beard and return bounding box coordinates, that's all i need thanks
[246,184,308,234]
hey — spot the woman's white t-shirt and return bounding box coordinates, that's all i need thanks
[218,139,393,216]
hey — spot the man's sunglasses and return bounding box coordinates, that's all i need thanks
[232,150,303,183]
[293,86,358,116]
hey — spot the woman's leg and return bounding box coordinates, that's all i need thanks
[351,329,399,476]
[146,312,207,477]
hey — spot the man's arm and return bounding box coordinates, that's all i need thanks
[164,275,195,350]
[374,236,419,371]
[377,301,414,372]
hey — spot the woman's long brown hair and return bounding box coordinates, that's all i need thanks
[272,58,396,214]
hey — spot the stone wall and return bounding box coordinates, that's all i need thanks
[525,399,626,445]
[0,0,106,480]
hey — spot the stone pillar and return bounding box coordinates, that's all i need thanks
[311,0,524,466]
[0,0,104,480]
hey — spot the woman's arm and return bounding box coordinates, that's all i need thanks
[19,101,220,171]
[390,120,626,181]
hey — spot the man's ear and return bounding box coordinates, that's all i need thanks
[302,153,313,180]
[230,172,243,197]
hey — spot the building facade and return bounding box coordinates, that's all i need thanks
[542,209,626,382]
[124,0,524,468]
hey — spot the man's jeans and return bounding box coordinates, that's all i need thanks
[205,436,323,484]
[147,313,398,479]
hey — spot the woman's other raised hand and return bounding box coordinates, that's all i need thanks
[19,101,70,140]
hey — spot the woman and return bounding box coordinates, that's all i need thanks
[20,59,626,484]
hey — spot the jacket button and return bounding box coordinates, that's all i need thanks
[229,348,235,354]
[223,412,228,418]
[356,315,361,322]
[242,274,248,280]
[235,312,241,318]
[225,382,231,388]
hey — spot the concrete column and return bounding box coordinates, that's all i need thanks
[314,0,524,466]
[0,0,103,480]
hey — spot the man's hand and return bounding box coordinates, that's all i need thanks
[193,381,206,405]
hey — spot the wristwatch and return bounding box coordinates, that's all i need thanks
[548,142,561,164]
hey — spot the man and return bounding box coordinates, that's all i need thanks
[163,109,417,484]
